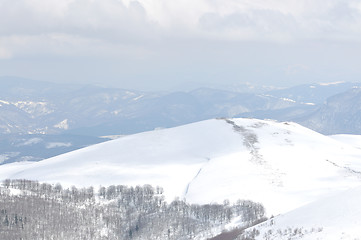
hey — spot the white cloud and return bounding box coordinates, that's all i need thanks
[2,0,361,45]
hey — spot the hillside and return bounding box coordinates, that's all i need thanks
[299,87,361,134]
[239,186,361,239]
[1,118,361,216]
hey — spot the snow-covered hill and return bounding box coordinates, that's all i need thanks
[1,118,361,216]
[240,186,361,239]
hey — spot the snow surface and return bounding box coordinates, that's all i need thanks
[54,119,69,130]
[46,142,72,149]
[1,118,361,216]
[16,138,43,146]
[244,186,361,239]
[330,134,361,149]
[184,119,361,215]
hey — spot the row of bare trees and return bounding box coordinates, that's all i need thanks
[0,179,265,240]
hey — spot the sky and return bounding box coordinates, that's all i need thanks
[1,0,361,91]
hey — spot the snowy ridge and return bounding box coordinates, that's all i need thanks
[184,119,361,215]
[0,118,361,217]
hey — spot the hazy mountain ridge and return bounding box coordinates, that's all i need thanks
[0,77,151,135]
[3,77,359,136]
[0,134,107,164]
[299,87,361,134]
[264,82,361,105]
[2,76,361,165]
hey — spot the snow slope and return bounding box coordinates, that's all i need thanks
[241,186,361,239]
[184,119,361,215]
[330,134,361,149]
[0,118,361,216]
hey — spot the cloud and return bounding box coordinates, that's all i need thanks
[0,0,156,40]
[2,0,361,44]
[1,0,361,90]
[1,1,361,51]
[198,9,298,42]
[0,0,164,58]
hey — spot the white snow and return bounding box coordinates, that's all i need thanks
[122,91,137,99]
[13,101,54,115]
[99,135,125,140]
[133,94,144,101]
[330,134,361,149]
[318,81,345,86]
[54,119,69,130]
[281,97,296,103]
[184,119,361,215]
[0,100,10,105]
[303,102,315,105]
[16,138,43,146]
[0,118,361,217]
[244,186,361,239]
[46,142,72,149]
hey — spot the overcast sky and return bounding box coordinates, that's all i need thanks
[1,0,361,91]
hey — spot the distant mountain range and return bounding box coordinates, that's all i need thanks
[0,134,107,164]
[1,76,361,164]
